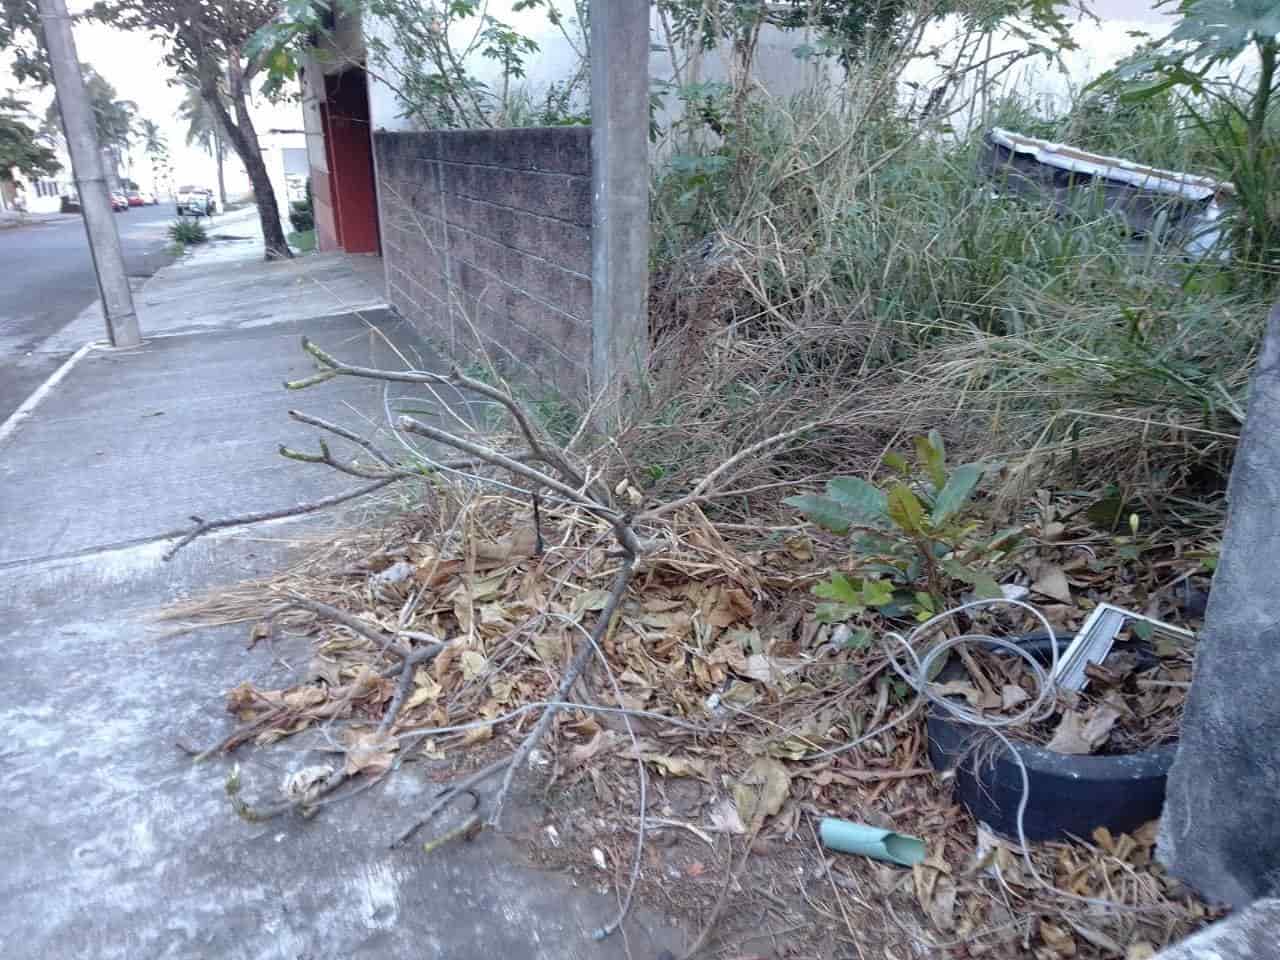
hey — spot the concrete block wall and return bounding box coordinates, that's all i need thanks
[374,128,593,393]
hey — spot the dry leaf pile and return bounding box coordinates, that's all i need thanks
[939,640,1195,757]
[168,488,1221,958]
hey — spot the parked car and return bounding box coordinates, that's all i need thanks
[175,185,217,217]
[110,192,129,212]
[140,191,157,205]
[60,194,80,213]
[126,191,145,207]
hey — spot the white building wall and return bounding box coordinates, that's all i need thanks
[359,0,1174,137]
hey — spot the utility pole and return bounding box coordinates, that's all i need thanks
[38,0,140,348]
[589,0,650,401]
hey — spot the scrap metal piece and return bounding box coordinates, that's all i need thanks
[1052,603,1195,693]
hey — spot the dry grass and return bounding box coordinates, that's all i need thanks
[632,75,1270,537]
[158,33,1257,959]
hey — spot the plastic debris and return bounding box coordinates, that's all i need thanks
[1053,603,1194,692]
[819,817,926,866]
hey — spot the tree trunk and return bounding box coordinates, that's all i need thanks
[213,126,227,210]
[200,54,291,261]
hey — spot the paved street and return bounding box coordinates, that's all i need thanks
[0,204,177,423]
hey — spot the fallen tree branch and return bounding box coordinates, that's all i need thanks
[640,421,821,522]
[280,438,417,481]
[288,409,527,476]
[162,478,402,561]
[288,410,404,469]
[422,812,481,854]
[390,757,511,847]
[396,415,635,545]
[297,337,602,500]
[488,551,637,827]
[225,762,350,823]
[378,640,447,735]
[196,338,659,837]
[278,594,414,660]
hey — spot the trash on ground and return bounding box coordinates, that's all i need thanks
[819,817,927,866]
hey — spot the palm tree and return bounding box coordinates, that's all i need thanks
[44,66,137,187]
[178,85,227,209]
[137,119,170,198]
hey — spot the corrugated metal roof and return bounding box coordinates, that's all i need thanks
[989,127,1234,203]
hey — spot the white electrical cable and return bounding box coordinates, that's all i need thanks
[387,599,1159,914]
[869,598,1165,914]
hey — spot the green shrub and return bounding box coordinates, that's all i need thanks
[287,228,316,253]
[168,217,208,245]
[786,433,1015,623]
[289,179,314,233]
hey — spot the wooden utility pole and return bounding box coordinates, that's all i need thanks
[38,0,140,347]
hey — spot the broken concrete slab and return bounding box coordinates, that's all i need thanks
[1158,302,1280,906]
[1153,898,1280,959]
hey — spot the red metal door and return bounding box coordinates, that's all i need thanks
[321,69,380,254]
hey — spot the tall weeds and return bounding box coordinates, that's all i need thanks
[631,73,1267,528]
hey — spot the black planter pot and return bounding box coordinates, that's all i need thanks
[926,635,1177,842]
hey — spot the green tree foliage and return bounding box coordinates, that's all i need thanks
[252,0,568,128]
[44,65,136,153]
[0,95,59,182]
[178,84,229,206]
[137,118,166,158]
[177,85,224,154]
[0,0,46,85]
[89,0,293,259]
[660,0,1076,67]
[1107,0,1280,273]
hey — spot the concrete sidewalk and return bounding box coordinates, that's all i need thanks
[0,233,681,957]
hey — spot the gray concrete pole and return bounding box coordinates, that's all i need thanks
[38,0,141,348]
[589,0,649,400]
[1158,301,1280,906]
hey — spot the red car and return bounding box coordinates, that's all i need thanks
[126,191,144,207]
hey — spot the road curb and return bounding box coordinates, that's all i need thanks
[0,341,97,450]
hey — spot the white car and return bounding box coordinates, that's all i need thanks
[175,185,217,217]
[140,191,157,205]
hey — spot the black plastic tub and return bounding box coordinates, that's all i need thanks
[926,635,1176,841]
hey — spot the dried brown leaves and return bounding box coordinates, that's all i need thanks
[178,489,1216,958]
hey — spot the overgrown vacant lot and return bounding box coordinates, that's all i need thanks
[174,21,1272,959]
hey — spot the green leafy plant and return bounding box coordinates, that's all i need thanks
[785,433,1013,623]
[168,217,208,246]
[1103,0,1280,274]
[0,96,59,185]
[289,179,314,233]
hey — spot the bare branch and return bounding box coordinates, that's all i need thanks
[288,410,402,469]
[378,641,447,735]
[296,337,599,497]
[396,415,622,524]
[390,757,511,848]
[488,553,637,827]
[448,366,597,498]
[279,440,415,482]
[226,763,349,823]
[278,595,413,661]
[639,421,821,521]
[162,478,403,561]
